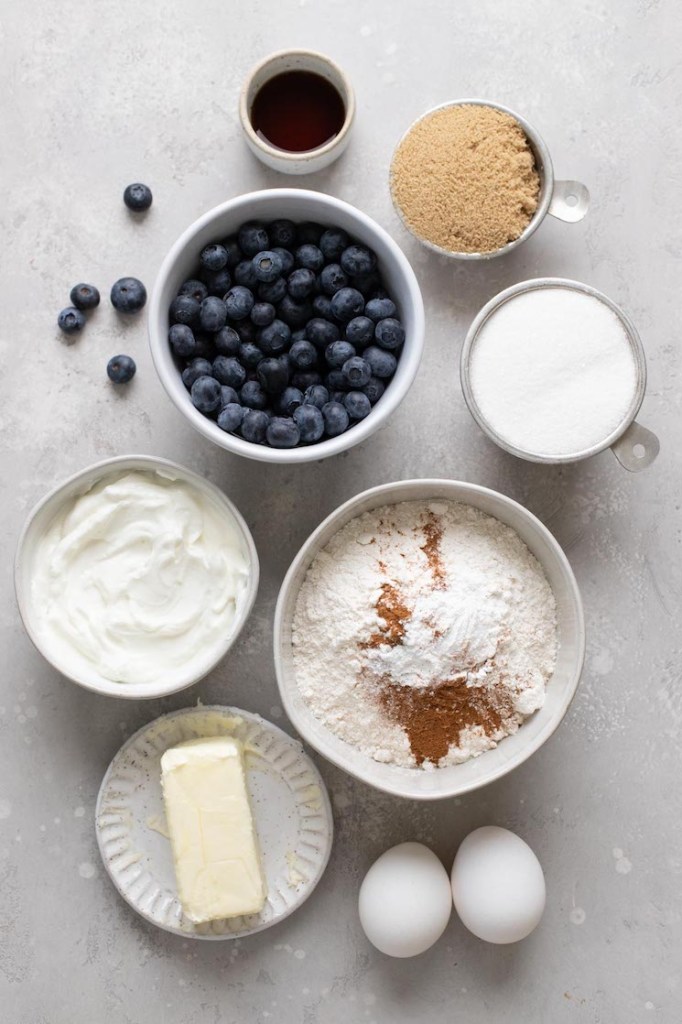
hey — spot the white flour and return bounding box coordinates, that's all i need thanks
[469,287,638,457]
[292,500,558,769]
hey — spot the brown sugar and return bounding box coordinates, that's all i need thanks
[390,104,541,254]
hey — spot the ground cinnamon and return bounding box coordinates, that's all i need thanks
[362,583,411,648]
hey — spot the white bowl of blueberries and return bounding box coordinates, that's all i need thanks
[148,189,425,462]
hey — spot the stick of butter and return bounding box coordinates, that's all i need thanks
[160,736,267,922]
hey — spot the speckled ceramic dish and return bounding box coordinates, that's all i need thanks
[96,706,333,939]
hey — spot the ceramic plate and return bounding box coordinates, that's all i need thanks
[96,705,333,939]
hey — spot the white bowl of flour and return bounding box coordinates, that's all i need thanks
[274,480,584,800]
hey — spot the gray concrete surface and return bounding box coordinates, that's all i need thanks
[1,1,681,1021]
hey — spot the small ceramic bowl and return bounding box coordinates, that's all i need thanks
[390,99,590,260]
[15,455,259,700]
[149,189,425,464]
[274,478,585,801]
[239,49,355,174]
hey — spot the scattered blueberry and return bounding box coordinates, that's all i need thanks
[107,354,136,383]
[287,268,316,301]
[234,260,259,289]
[217,403,244,433]
[364,345,397,378]
[259,319,291,355]
[277,386,304,417]
[319,227,349,262]
[179,279,208,304]
[250,301,276,327]
[342,356,371,388]
[325,340,356,368]
[319,263,348,295]
[266,417,300,448]
[191,374,221,413]
[330,287,364,322]
[241,408,270,443]
[252,250,283,283]
[200,243,228,271]
[182,358,213,389]
[321,401,350,437]
[343,391,371,420]
[289,339,318,370]
[269,219,297,248]
[375,317,405,350]
[240,380,268,410]
[169,324,196,359]
[58,306,86,334]
[257,357,289,394]
[238,221,269,257]
[294,404,325,443]
[70,283,100,311]
[214,326,241,356]
[224,286,255,321]
[123,183,153,212]
[345,315,375,347]
[303,384,329,410]
[295,244,325,273]
[111,277,147,313]
[199,296,227,333]
[305,318,340,349]
[340,244,377,277]
[170,294,200,326]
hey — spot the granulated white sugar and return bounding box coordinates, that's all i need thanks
[468,287,639,457]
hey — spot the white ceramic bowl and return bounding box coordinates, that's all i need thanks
[274,479,585,800]
[239,49,355,174]
[148,189,424,464]
[15,455,259,700]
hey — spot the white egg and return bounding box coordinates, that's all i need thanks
[358,841,452,958]
[451,826,545,944]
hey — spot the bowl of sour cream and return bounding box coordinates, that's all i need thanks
[15,455,259,699]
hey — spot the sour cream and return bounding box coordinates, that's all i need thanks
[29,470,251,685]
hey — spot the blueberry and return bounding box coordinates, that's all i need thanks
[330,390,346,404]
[221,236,243,269]
[292,371,322,391]
[343,390,371,420]
[305,317,340,349]
[342,356,371,388]
[303,384,329,409]
[311,294,334,320]
[219,385,240,407]
[295,244,324,273]
[217,403,244,433]
[351,271,380,297]
[268,219,297,248]
[365,297,397,322]
[192,334,216,360]
[239,341,263,368]
[257,357,289,394]
[236,320,257,344]
[170,294,200,326]
[250,301,276,327]
[277,386,304,416]
[322,401,350,437]
[252,250,283,283]
[200,243,228,271]
[293,404,324,443]
[272,247,295,275]
[258,277,288,304]
[240,380,268,410]
[319,227,349,262]
[182,358,213,389]
[296,222,323,245]
[224,286,255,321]
[234,260,259,289]
[287,268,316,301]
[214,325,241,356]
[340,244,377,277]
[123,183,152,211]
[213,355,246,389]
[199,296,227,332]
[107,354,136,383]
[266,416,301,448]
[111,277,147,313]
[258,319,291,355]
[241,408,270,443]
[289,339,318,370]
[345,315,375,347]
[375,317,405,350]
[319,263,348,295]
[169,324,196,359]
[364,345,397,379]
[203,268,232,297]
[277,295,312,328]
[363,376,386,405]
[58,306,85,334]
[179,278,208,304]
[325,340,356,367]
[325,368,349,392]
[70,283,100,311]
[238,221,269,257]
[191,374,221,413]
[330,287,364,322]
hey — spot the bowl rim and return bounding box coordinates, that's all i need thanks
[273,478,586,800]
[14,454,260,700]
[148,188,425,464]
[389,98,554,260]
[238,48,356,163]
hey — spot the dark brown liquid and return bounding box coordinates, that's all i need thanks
[250,71,345,153]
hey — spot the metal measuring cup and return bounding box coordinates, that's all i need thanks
[390,99,589,259]
[460,279,660,472]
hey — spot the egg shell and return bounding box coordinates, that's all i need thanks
[451,826,546,944]
[359,842,452,958]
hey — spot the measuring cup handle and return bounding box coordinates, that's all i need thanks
[611,421,660,472]
[548,180,590,223]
